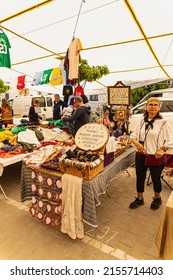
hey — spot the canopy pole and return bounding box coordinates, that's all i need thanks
[0,0,55,24]
[124,0,172,79]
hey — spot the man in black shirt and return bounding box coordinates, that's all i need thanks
[53,94,67,120]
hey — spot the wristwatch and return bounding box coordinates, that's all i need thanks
[161,146,168,152]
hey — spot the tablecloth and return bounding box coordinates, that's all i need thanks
[21,147,135,227]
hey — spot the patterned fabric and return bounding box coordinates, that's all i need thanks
[28,167,63,228]
[21,147,136,227]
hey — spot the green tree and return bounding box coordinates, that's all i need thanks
[130,81,168,106]
[0,78,10,94]
[79,58,109,83]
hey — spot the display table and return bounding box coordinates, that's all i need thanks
[21,147,135,227]
[0,153,29,199]
[155,191,173,260]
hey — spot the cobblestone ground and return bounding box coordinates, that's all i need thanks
[0,162,172,260]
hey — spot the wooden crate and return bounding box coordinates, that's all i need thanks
[114,146,128,158]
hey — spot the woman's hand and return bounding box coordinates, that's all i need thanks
[131,138,146,154]
[136,143,146,154]
[155,148,165,159]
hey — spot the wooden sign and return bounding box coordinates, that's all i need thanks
[108,81,130,105]
[75,123,109,151]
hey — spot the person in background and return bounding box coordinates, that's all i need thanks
[0,98,13,125]
[129,97,173,210]
[29,99,42,123]
[53,94,67,120]
[62,96,91,136]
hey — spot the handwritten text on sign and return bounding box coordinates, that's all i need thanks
[109,87,130,105]
[75,123,109,151]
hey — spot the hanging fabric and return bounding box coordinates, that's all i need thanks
[74,85,84,96]
[68,38,82,80]
[40,68,52,85]
[31,71,43,86]
[62,85,73,104]
[0,29,11,68]
[59,58,67,85]
[49,67,62,86]
[16,75,26,90]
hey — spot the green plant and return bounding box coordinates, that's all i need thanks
[0,78,10,94]
[79,58,109,83]
[130,81,168,107]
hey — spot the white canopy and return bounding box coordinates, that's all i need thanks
[0,0,173,91]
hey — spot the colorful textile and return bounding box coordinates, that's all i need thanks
[17,75,26,90]
[0,130,14,142]
[49,67,62,86]
[74,85,84,96]
[68,38,82,80]
[10,126,26,134]
[47,119,62,127]
[31,71,43,86]
[28,167,62,227]
[0,31,11,68]
[40,69,52,84]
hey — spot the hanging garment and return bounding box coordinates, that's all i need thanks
[40,69,52,84]
[62,85,73,104]
[68,38,82,80]
[0,31,11,68]
[61,174,84,240]
[16,75,26,90]
[31,71,43,86]
[49,67,62,86]
[59,58,67,85]
[74,85,84,96]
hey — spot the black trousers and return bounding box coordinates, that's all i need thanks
[135,152,165,193]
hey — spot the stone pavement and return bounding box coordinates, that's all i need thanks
[0,161,172,260]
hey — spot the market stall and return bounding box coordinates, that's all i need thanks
[20,123,135,239]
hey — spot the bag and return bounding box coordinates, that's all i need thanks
[144,154,166,166]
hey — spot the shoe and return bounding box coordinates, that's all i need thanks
[129,197,144,209]
[150,197,162,210]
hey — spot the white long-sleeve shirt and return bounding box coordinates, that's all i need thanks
[130,118,173,154]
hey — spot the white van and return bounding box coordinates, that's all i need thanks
[129,97,173,132]
[8,95,54,120]
[137,88,173,105]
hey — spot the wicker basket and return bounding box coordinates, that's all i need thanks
[59,123,109,180]
[59,159,104,180]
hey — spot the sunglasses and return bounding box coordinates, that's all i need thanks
[147,104,159,107]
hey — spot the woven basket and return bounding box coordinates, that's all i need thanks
[59,160,104,180]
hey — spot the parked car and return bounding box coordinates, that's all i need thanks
[137,88,173,105]
[129,97,173,132]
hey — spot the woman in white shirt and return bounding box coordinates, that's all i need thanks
[129,97,173,210]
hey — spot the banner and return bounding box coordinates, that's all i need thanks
[16,75,26,90]
[49,67,62,86]
[40,69,52,85]
[31,71,43,86]
[0,30,11,68]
